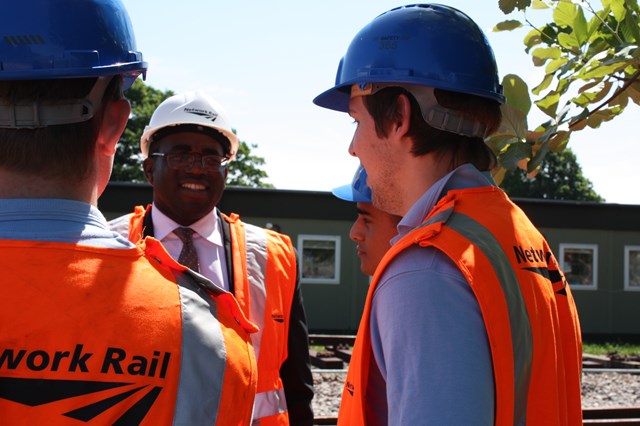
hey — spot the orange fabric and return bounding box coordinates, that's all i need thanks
[216,292,259,426]
[0,237,256,425]
[128,207,296,425]
[339,187,582,426]
[223,213,296,426]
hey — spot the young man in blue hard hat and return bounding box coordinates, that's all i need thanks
[332,165,401,277]
[0,1,257,424]
[314,4,582,425]
[110,90,315,426]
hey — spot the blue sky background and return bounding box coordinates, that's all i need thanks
[123,1,640,205]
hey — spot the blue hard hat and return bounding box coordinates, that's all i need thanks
[314,4,504,112]
[0,0,146,89]
[332,165,372,203]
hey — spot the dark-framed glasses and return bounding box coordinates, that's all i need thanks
[151,152,230,171]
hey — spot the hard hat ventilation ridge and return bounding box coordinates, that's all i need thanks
[3,34,46,47]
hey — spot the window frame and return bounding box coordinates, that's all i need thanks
[624,245,640,292]
[297,234,341,284]
[559,243,598,290]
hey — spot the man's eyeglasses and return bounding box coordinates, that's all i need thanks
[151,152,230,171]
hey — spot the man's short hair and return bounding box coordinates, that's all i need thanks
[0,76,123,181]
[363,86,501,172]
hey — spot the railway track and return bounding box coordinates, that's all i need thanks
[309,334,640,425]
[309,334,640,371]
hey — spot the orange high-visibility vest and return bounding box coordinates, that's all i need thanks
[0,236,257,425]
[127,205,297,425]
[339,186,582,426]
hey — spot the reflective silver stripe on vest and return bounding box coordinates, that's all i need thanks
[423,209,533,425]
[252,388,288,423]
[243,224,268,362]
[173,272,226,425]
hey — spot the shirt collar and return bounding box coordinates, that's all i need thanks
[393,164,495,244]
[151,203,223,246]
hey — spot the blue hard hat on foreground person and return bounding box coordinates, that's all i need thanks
[315,4,583,425]
[0,1,258,424]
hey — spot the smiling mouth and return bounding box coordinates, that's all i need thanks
[181,182,207,191]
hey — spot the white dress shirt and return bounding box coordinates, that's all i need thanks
[150,203,230,291]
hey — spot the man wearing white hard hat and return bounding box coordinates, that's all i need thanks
[110,90,315,425]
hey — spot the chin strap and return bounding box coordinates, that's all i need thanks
[0,76,112,129]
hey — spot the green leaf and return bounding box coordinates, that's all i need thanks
[500,142,533,171]
[568,108,591,131]
[499,0,532,14]
[535,91,560,117]
[620,15,640,43]
[548,130,571,151]
[532,46,563,66]
[626,82,640,104]
[494,20,523,32]
[606,0,628,22]
[581,60,627,78]
[558,32,581,50]
[586,108,617,128]
[572,7,589,45]
[531,0,550,10]
[527,141,550,173]
[485,134,520,153]
[524,28,544,52]
[499,103,529,139]
[553,1,580,28]
[533,73,554,95]
[502,74,532,114]
[546,57,569,74]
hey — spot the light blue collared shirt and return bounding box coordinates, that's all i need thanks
[368,164,497,426]
[0,198,133,248]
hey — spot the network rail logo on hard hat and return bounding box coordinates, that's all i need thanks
[184,107,218,123]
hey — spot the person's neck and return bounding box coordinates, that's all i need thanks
[0,169,96,204]
[399,153,454,216]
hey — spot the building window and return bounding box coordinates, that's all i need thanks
[297,235,341,284]
[624,245,640,291]
[559,243,598,290]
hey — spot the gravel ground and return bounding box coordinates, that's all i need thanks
[311,370,640,417]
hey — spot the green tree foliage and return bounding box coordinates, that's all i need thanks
[112,80,273,188]
[112,79,173,182]
[488,0,640,184]
[227,141,274,188]
[500,147,604,201]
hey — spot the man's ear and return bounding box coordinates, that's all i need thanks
[142,157,155,185]
[97,98,131,156]
[392,93,412,139]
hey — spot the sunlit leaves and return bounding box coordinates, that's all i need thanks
[503,74,532,114]
[499,0,532,14]
[490,0,640,181]
[494,19,524,31]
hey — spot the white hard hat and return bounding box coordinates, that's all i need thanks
[140,90,239,160]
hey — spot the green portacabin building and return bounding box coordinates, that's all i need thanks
[101,182,640,339]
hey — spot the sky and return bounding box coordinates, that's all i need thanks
[123,1,640,205]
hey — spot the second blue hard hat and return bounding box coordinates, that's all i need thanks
[314,4,504,112]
